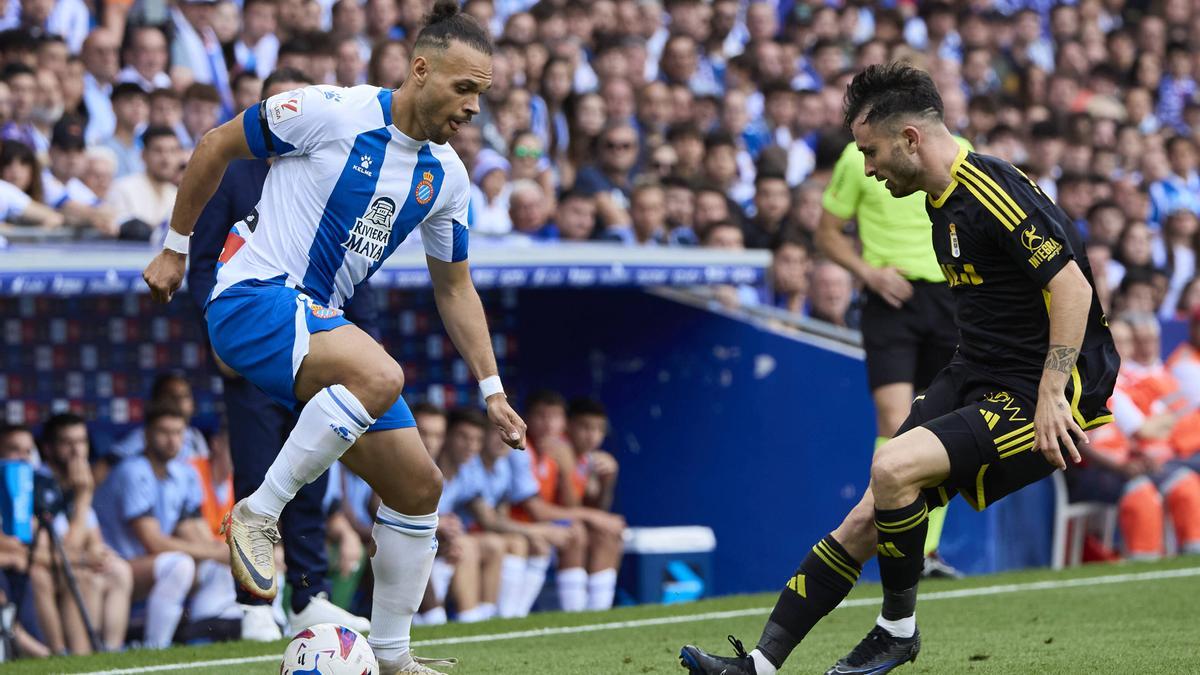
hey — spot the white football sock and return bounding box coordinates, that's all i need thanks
[876,613,916,638]
[586,568,617,611]
[246,385,374,520]
[367,506,437,662]
[519,555,551,615]
[497,555,528,618]
[189,560,241,620]
[556,567,588,612]
[750,649,778,675]
[429,558,455,603]
[146,552,194,648]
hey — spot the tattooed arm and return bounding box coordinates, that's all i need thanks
[1035,261,1094,469]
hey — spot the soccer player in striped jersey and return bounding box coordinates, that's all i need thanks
[142,3,524,673]
[681,62,1119,675]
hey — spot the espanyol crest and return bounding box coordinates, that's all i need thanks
[415,171,435,205]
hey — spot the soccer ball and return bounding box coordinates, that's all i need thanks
[280,623,378,675]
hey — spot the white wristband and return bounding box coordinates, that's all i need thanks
[479,375,504,399]
[163,228,191,255]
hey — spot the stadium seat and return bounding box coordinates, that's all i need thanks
[1050,472,1117,569]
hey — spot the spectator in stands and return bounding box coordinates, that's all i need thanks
[808,260,858,329]
[105,374,210,476]
[93,405,244,649]
[0,139,64,228]
[559,398,622,611]
[743,171,790,249]
[170,0,233,117]
[230,72,263,116]
[44,115,116,234]
[116,26,171,93]
[543,189,595,242]
[1154,209,1198,318]
[35,414,131,654]
[1149,136,1200,225]
[105,126,181,239]
[234,0,280,79]
[98,83,148,179]
[576,121,640,233]
[80,28,120,144]
[440,407,553,620]
[471,428,567,617]
[508,179,550,239]
[1168,308,1200,409]
[366,39,408,90]
[618,180,670,246]
[433,408,504,623]
[180,83,222,149]
[0,425,52,659]
[0,63,45,153]
[758,235,811,315]
[513,391,625,612]
[1076,315,1200,558]
[702,129,752,210]
[147,88,187,146]
[81,147,117,203]
[469,148,511,236]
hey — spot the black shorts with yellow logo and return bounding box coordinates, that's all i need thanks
[898,345,1118,511]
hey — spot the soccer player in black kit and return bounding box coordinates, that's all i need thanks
[680,63,1119,675]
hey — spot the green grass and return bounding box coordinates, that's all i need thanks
[20,557,1200,674]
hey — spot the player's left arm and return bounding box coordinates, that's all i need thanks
[982,163,1093,468]
[1037,262,1092,468]
[427,255,526,449]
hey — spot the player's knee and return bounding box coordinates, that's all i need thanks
[529,536,551,557]
[871,443,918,495]
[353,362,405,414]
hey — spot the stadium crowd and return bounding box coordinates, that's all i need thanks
[1,0,1200,659]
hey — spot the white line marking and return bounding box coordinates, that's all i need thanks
[71,566,1200,675]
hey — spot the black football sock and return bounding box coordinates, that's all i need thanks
[755,535,861,668]
[874,495,929,621]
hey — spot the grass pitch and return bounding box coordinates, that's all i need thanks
[18,557,1200,674]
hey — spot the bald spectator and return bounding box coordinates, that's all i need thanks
[509,179,549,238]
[809,260,858,329]
[80,28,121,143]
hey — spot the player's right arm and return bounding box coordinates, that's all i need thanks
[143,114,254,303]
[817,143,913,307]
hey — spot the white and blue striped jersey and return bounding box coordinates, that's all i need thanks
[211,84,471,308]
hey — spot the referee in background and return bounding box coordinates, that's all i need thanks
[815,136,972,578]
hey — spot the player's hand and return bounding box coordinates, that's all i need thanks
[1034,392,1086,470]
[143,250,187,303]
[487,395,527,449]
[865,266,914,308]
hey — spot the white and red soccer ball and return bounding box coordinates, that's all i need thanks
[280,623,377,675]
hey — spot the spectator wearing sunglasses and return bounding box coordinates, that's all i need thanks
[575,121,640,235]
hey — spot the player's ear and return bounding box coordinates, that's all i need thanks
[410,54,430,85]
[901,125,921,153]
